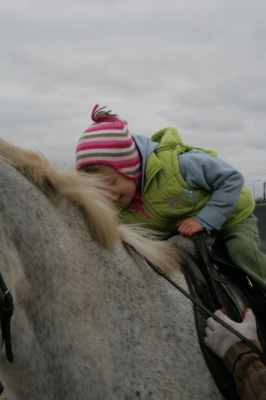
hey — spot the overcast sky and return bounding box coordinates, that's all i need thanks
[1,0,266,198]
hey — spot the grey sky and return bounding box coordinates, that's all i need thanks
[1,0,266,197]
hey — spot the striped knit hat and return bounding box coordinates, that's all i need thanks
[76,104,142,180]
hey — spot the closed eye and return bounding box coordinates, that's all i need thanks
[105,178,116,186]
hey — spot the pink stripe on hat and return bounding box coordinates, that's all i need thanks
[77,138,135,150]
[84,120,125,133]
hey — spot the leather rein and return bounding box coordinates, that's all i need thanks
[0,273,14,363]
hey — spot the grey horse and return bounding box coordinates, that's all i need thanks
[0,140,224,400]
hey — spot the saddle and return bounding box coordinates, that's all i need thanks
[181,232,266,400]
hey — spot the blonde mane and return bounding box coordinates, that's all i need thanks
[0,140,179,272]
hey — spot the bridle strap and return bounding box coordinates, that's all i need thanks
[0,273,14,363]
[124,242,266,365]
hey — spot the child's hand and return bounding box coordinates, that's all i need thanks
[176,218,204,237]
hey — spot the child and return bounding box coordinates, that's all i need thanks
[76,104,266,289]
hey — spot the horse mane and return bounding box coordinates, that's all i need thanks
[0,140,179,272]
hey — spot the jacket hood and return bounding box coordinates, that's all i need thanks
[133,134,158,192]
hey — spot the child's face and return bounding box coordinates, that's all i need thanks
[99,165,138,206]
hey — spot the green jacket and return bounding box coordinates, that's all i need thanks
[118,128,255,232]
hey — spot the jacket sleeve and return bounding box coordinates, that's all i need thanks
[223,340,266,400]
[178,151,244,230]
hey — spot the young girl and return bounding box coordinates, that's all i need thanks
[76,104,266,289]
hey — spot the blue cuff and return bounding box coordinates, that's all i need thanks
[192,216,214,234]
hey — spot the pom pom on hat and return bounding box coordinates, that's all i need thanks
[76,104,142,180]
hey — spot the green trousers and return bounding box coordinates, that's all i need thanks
[220,215,266,290]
